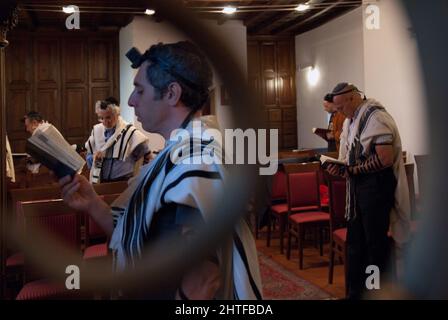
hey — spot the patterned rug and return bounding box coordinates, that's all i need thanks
[258,252,333,300]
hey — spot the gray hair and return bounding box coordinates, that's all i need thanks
[95,100,120,115]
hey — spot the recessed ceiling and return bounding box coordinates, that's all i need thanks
[14,0,362,35]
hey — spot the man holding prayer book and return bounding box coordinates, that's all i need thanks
[323,93,345,153]
[312,95,345,153]
[325,82,410,299]
[85,97,150,183]
[59,41,261,300]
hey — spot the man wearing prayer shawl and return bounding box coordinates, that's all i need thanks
[59,41,262,300]
[85,97,150,183]
[326,83,410,299]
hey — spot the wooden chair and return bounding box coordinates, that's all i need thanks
[6,186,62,295]
[83,194,120,260]
[267,162,321,254]
[327,175,348,295]
[93,181,128,195]
[15,199,84,300]
[284,164,330,269]
[266,168,288,253]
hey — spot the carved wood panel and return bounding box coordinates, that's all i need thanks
[5,31,119,152]
[247,37,297,150]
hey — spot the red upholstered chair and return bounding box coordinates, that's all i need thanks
[266,168,288,253]
[15,200,84,300]
[327,175,348,294]
[83,193,120,260]
[284,164,330,269]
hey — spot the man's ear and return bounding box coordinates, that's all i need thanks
[165,82,182,106]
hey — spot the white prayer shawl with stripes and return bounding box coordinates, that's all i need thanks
[85,116,149,181]
[6,135,15,182]
[109,116,263,300]
[339,99,411,244]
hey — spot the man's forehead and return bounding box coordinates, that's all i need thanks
[134,61,150,83]
[98,109,114,116]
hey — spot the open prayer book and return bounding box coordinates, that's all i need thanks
[312,127,331,141]
[26,123,85,178]
[319,154,345,168]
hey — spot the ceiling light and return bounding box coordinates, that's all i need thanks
[295,4,310,12]
[145,9,155,15]
[62,6,76,14]
[222,6,237,15]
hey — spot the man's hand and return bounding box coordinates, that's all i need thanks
[59,174,100,212]
[93,151,105,164]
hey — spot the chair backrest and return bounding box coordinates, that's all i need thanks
[271,170,287,202]
[20,199,82,283]
[93,181,128,195]
[9,186,62,230]
[286,171,321,211]
[404,163,416,218]
[278,149,316,160]
[85,194,121,244]
[10,185,61,208]
[284,161,326,188]
[327,176,347,231]
[283,162,320,174]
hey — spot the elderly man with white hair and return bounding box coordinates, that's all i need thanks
[85,97,150,183]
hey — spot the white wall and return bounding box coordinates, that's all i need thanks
[119,16,247,151]
[118,21,136,123]
[295,7,365,149]
[362,0,429,162]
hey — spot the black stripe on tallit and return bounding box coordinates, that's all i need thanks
[122,151,171,263]
[233,231,262,300]
[120,128,137,160]
[117,124,133,160]
[160,170,221,207]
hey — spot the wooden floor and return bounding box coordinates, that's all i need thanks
[255,228,346,299]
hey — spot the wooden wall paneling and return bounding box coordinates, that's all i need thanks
[6,90,30,151]
[7,37,32,86]
[112,36,120,101]
[247,37,298,150]
[260,42,277,108]
[89,38,112,83]
[5,37,33,152]
[5,31,119,153]
[276,40,295,108]
[247,41,261,95]
[62,38,87,85]
[34,37,61,129]
[268,109,282,122]
[283,134,297,149]
[64,88,87,146]
[62,37,88,147]
[282,107,296,121]
[88,37,115,132]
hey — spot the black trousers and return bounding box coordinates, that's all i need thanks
[346,168,396,299]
